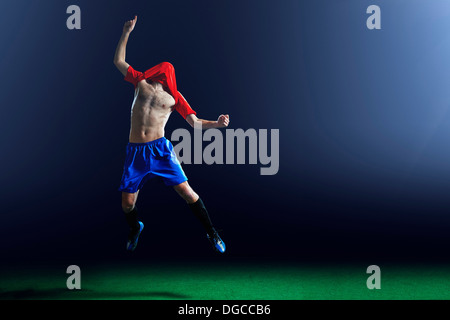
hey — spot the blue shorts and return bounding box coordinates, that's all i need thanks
[118,137,187,193]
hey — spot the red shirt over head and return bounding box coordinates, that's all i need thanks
[124,62,196,120]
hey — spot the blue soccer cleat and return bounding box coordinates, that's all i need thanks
[126,221,144,251]
[207,231,226,253]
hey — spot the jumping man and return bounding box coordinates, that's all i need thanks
[114,16,229,253]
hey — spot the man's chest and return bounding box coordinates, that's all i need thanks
[136,82,176,110]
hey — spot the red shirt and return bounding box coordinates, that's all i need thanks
[124,62,196,119]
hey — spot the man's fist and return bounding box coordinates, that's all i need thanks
[217,114,230,128]
[123,15,137,34]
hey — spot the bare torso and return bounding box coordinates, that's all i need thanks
[129,79,176,143]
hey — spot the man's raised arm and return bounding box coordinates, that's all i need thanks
[113,15,137,76]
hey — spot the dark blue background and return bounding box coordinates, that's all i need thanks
[1,0,450,264]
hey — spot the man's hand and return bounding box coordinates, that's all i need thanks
[217,114,230,128]
[123,15,137,34]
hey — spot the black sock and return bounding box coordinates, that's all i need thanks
[188,197,216,236]
[125,206,140,232]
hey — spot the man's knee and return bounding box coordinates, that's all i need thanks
[174,183,199,204]
[122,203,135,213]
[121,193,137,213]
[184,193,198,204]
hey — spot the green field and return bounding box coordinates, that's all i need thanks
[1,260,449,300]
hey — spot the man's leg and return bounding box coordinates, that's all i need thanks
[173,181,225,253]
[173,182,214,234]
[122,190,140,227]
[122,190,144,251]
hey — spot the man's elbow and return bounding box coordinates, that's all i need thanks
[114,60,129,76]
[185,114,196,128]
[188,119,196,128]
[114,56,127,66]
